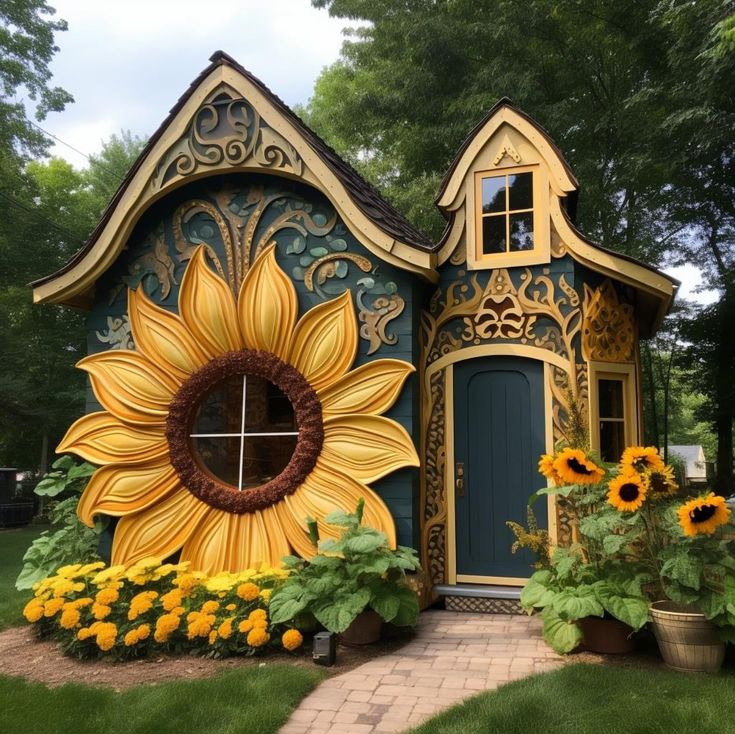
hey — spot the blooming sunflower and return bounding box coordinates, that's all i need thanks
[552,448,605,485]
[677,493,731,537]
[620,446,665,474]
[58,245,419,574]
[607,469,648,512]
[647,464,678,495]
[537,454,563,486]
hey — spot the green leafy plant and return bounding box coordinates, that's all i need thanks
[269,499,421,634]
[16,457,104,590]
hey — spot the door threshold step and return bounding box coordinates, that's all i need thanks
[434,584,524,615]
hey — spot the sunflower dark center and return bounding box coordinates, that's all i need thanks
[690,505,716,523]
[568,457,593,475]
[166,350,323,514]
[619,483,640,502]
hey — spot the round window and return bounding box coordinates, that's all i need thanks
[190,374,298,490]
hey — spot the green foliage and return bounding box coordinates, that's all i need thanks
[407,664,735,734]
[0,526,45,630]
[0,666,324,734]
[15,458,102,590]
[270,500,421,633]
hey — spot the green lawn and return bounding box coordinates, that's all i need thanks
[0,665,324,734]
[0,526,44,630]
[409,663,735,734]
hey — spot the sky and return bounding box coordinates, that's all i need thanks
[35,0,717,305]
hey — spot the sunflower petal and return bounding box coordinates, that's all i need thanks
[128,288,208,380]
[181,507,290,574]
[111,490,210,566]
[272,501,319,559]
[78,351,178,426]
[238,243,297,360]
[291,290,356,392]
[179,247,242,357]
[321,415,419,484]
[319,359,415,417]
[286,460,396,548]
[57,412,168,466]
[77,464,180,527]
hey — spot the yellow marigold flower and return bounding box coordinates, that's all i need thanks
[91,565,126,586]
[238,620,253,634]
[248,608,267,622]
[281,629,303,651]
[160,589,183,612]
[205,572,239,593]
[246,627,270,648]
[60,604,81,630]
[95,622,118,652]
[128,591,158,621]
[154,613,181,643]
[93,603,111,620]
[56,564,82,578]
[208,630,218,645]
[95,587,119,606]
[43,597,65,617]
[647,464,679,495]
[201,600,219,614]
[621,446,665,474]
[23,599,44,623]
[678,493,731,537]
[237,583,260,602]
[553,448,605,485]
[78,561,106,576]
[52,579,85,598]
[225,603,237,612]
[608,470,648,512]
[260,589,272,601]
[218,618,234,640]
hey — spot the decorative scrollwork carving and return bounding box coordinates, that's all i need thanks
[151,90,302,192]
[357,288,406,356]
[95,316,134,350]
[582,280,635,362]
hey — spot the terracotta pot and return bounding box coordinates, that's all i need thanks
[339,610,382,646]
[650,601,725,673]
[580,616,636,654]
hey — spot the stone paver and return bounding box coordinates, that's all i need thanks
[279,610,562,734]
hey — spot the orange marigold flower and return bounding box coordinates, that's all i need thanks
[238,619,253,634]
[154,613,181,643]
[95,622,118,652]
[246,627,270,648]
[95,587,119,606]
[43,597,65,617]
[218,618,234,640]
[236,583,260,602]
[128,591,158,621]
[92,603,111,620]
[281,629,303,652]
[160,589,183,612]
[201,600,219,614]
[23,599,44,623]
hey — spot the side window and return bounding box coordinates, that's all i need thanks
[597,378,626,462]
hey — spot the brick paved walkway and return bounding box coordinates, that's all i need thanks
[279,610,562,734]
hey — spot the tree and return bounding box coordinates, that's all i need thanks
[307,0,734,491]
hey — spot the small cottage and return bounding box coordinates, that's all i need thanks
[33,52,677,608]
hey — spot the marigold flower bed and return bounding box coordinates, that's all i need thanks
[23,557,303,660]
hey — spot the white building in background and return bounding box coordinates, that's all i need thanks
[668,445,709,487]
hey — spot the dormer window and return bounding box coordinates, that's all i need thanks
[469,164,548,270]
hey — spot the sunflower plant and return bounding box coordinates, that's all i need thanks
[521,445,735,654]
[269,499,421,634]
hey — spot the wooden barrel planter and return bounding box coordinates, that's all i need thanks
[580,616,636,654]
[339,610,383,646]
[650,601,725,673]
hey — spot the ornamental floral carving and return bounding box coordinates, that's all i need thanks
[59,246,418,575]
[582,280,635,362]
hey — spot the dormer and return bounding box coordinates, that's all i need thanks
[436,99,577,270]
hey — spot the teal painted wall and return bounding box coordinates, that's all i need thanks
[85,172,420,548]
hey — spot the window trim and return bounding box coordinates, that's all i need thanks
[468,163,550,270]
[588,361,639,460]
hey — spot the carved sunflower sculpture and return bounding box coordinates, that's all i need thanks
[607,469,648,512]
[677,493,731,537]
[58,245,419,574]
[552,448,604,486]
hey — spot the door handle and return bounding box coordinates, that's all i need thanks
[456,462,465,497]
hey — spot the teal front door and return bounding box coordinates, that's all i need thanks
[453,357,546,580]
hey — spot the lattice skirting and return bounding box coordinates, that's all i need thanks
[444,595,523,614]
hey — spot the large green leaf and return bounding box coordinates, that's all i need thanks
[541,609,583,654]
[520,573,556,610]
[661,551,704,590]
[388,586,419,627]
[343,530,386,555]
[550,586,604,622]
[594,582,649,629]
[370,586,400,622]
